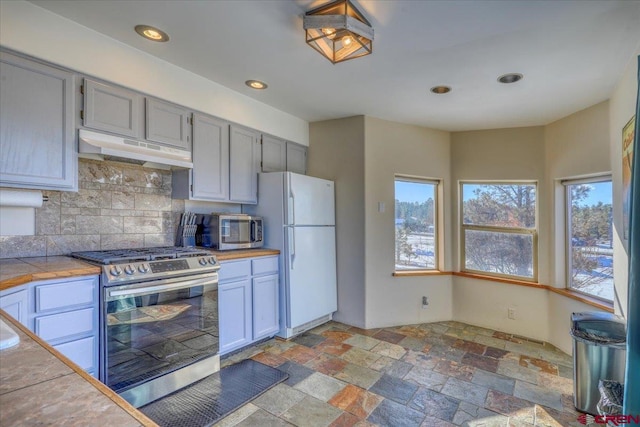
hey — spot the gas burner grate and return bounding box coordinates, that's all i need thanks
[72,246,212,265]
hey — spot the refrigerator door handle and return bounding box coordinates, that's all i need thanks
[288,227,295,269]
[288,188,295,225]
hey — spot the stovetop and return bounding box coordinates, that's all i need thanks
[72,247,219,286]
[71,246,213,265]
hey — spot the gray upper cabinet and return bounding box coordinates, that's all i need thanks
[173,113,229,201]
[286,141,307,175]
[83,78,140,138]
[230,125,260,204]
[261,135,287,173]
[145,98,191,150]
[0,51,77,191]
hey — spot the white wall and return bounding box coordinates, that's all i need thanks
[308,117,366,328]
[0,0,308,145]
[609,51,640,318]
[363,116,453,328]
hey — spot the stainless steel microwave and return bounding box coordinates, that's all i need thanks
[210,214,263,250]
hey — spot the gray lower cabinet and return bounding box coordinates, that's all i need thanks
[83,78,141,138]
[261,135,287,173]
[145,98,191,150]
[0,275,99,377]
[0,50,77,191]
[172,114,230,201]
[286,141,308,175]
[229,125,260,204]
[218,256,279,355]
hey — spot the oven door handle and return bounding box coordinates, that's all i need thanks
[107,275,218,300]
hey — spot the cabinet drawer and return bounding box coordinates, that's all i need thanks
[53,336,95,371]
[252,256,279,276]
[35,277,97,313]
[218,260,251,283]
[35,308,94,342]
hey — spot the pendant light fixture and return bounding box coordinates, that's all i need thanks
[303,0,374,64]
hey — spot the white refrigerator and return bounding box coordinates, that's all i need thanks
[252,172,337,338]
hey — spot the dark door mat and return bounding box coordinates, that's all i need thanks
[139,359,289,427]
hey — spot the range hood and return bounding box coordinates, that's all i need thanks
[78,129,193,169]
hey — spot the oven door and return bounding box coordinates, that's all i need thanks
[102,273,218,395]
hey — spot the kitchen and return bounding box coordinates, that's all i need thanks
[1,1,640,426]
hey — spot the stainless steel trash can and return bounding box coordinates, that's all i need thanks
[570,312,626,415]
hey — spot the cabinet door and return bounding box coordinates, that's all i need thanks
[145,98,191,150]
[191,113,229,201]
[261,135,287,173]
[218,279,252,355]
[83,78,140,138]
[252,274,279,340]
[0,288,28,327]
[286,142,307,175]
[229,125,260,204]
[0,51,76,191]
[53,336,97,376]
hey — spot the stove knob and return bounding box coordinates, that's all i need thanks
[208,257,216,265]
[198,257,208,266]
[124,265,135,275]
[138,263,150,273]
[110,265,122,276]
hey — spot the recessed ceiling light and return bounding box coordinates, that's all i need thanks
[430,86,451,94]
[497,73,523,84]
[135,25,170,42]
[245,80,268,90]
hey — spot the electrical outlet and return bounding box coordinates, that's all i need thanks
[422,296,429,309]
[508,308,516,320]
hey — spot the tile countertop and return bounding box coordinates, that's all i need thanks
[0,312,157,427]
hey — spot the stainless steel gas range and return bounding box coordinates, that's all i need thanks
[72,247,220,408]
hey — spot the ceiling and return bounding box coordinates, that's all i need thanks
[30,0,640,132]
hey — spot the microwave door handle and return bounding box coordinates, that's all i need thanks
[250,220,256,242]
[288,227,295,269]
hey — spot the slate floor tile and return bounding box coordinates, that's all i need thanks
[328,411,360,427]
[315,339,353,356]
[216,403,259,427]
[235,408,295,427]
[253,383,306,416]
[321,330,354,342]
[277,360,315,386]
[461,352,499,373]
[306,353,349,376]
[373,330,406,344]
[420,416,457,427]
[484,389,535,423]
[537,371,573,395]
[471,369,515,395]
[280,344,320,364]
[292,332,327,348]
[294,372,347,402]
[404,366,449,391]
[370,357,413,378]
[434,359,475,381]
[334,362,382,390]
[496,359,539,384]
[367,398,426,427]
[369,374,419,404]
[328,384,384,419]
[452,401,508,426]
[440,377,489,407]
[398,336,427,351]
[343,335,381,350]
[340,347,382,368]
[347,326,381,337]
[281,395,342,427]
[409,387,460,421]
[370,341,407,360]
[513,380,563,411]
[402,349,440,369]
[251,351,287,367]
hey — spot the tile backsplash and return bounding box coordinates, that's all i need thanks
[0,159,185,258]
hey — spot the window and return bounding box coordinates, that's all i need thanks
[395,177,438,271]
[461,182,537,281]
[565,177,613,301]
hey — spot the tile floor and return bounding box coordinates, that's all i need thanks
[217,321,582,427]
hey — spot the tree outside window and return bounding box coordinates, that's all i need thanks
[566,178,613,301]
[395,177,438,271]
[461,182,537,281]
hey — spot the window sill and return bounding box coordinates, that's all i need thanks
[547,287,614,313]
[393,270,452,277]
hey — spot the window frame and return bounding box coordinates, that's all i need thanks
[394,175,440,272]
[459,180,538,282]
[563,175,614,302]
